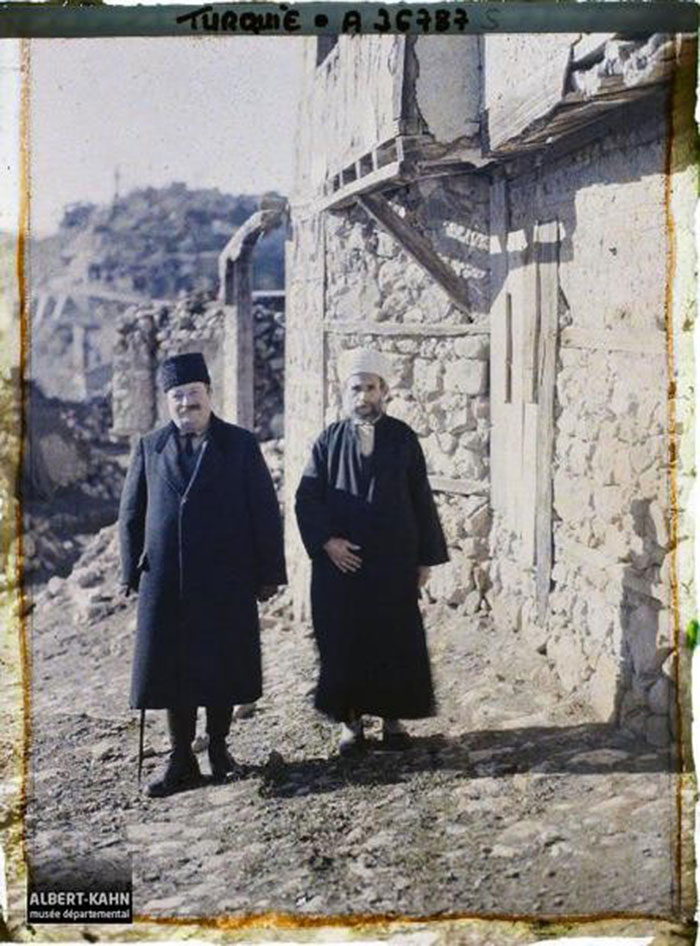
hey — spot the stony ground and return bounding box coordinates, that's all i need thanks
[19,524,686,938]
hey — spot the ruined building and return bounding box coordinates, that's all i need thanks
[111,197,288,443]
[285,33,697,748]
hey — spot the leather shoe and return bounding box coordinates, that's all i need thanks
[381,730,411,750]
[380,720,411,751]
[146,749,201,798]
[208,738,243,781]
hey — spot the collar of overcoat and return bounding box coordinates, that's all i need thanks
[153,413,227,497]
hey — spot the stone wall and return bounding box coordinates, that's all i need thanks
[319,174,492,610]
[488,111,679,744]
[112,292,284,441]
[325,179,490,325]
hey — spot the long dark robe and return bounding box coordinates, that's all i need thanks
[295,415,448,721]
[119,414,286,709]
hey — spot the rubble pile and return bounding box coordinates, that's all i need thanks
[0,369,21,591]
[151,290,224,349]
[21,385,129,585]
[260,439,284,511]
[41,522,123,621]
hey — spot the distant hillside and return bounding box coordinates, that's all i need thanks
[30,183,286,298]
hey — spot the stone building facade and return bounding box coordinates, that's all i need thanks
[286,33,696,747]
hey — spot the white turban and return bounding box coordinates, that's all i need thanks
[338,347,392,385]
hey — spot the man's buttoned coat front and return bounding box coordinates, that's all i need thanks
[119,414,286,709]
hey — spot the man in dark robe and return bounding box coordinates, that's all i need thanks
[295,347,448,755]
[119,352,286,796]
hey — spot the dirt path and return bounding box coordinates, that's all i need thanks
[24,525,681,929]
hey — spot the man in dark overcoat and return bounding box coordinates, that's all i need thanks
[295,347,448,756]
[119,352,286,796]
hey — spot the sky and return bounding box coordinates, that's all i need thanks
[28,37,304,235]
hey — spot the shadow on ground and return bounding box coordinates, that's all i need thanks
[202,722,678,799]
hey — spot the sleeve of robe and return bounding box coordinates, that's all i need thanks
[118,437,147,590]
[295,432,333,559]
[407,431,449,566]
[245,437,288,588]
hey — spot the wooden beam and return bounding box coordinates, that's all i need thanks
[535,219,560,622]
[357,192,473,317]
[489,171,509,513]
[315,160,407,214]
[560,326,666,356]
[323,320,489,337]
[429,476,489,497]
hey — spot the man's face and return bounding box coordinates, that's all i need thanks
[344,372,386,421]
[166,382,212,434]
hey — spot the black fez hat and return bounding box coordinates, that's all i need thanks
[159,352,211,392]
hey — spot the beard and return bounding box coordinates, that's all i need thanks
[348,402,384,422]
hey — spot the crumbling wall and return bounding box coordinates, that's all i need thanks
[112,292,284,441]
[283,217,326,616]
[488,112,678,744]
[320,174,492,610]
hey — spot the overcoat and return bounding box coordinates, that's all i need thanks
[119,414,286,709]
[295,415,448,722]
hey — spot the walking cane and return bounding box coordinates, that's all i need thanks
[137,709,146,786]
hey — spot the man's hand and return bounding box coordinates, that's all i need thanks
[417,566,431,589]
[257,584,278,603]
[324,537,362,574]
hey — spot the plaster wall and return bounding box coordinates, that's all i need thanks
[295,36,407,201]
[488,113,680,744]
[483,34,578,152]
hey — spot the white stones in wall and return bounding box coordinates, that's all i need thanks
[330,277,382,322]
[374,231,399,259]
[388,396,430,437]
[646,674,672,716]
[422,433,455,476]
[465,498,491,537]
[547,630,588,693]
[592,485,624,524]
[426,552,476,607]
[444,359,488,396]
[443,404,473,435]
[472,396,489,421]
[553,471,591,523]
[626,600,663,675]
[648,500,669,549]
[453,336,489,361]
[588,653,620,721]
[413,357,443,395]
[602,521,631,562]
[565,439,594,478]
[376,257,410,294]
[453,449,488,481]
